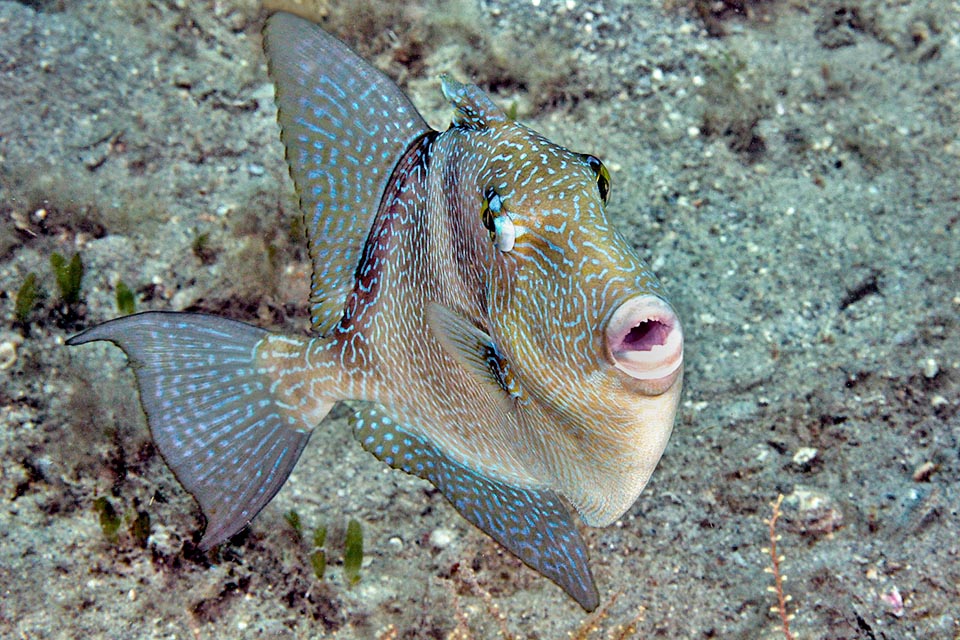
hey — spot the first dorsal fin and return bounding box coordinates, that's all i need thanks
[263,12,432,334]
[441,75,508,130]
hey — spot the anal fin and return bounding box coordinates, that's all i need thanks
[351,405,599,611]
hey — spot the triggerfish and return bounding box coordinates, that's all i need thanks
[68,11,684,610]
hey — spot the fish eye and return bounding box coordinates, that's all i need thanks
[480,186,499,234]
[480,186,515,252]
[584,155,611,205]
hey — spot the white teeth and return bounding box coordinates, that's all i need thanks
[606,295,683,382]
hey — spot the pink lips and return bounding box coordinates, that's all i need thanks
[606,294,683,386]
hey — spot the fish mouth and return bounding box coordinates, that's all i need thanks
[605,294,683,392]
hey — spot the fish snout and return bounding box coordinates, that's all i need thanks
[605,294,683,393]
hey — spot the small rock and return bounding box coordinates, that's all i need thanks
[912,461,938,482]
[0,341,17,370]
[0,334,24,370]
[429,528,455,549]
[792,447,818,466]
[784,486,843,537]
[880,586,904,617]
[921,357,939,379]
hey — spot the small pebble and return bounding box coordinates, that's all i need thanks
[881,586,904,617]
[247,163,265,176]
[922,358,939,379]
[792,447,818,466]
[0,339,20,370]
[429,528,455,549]
[786,486,843,536]
[912,461,938,482]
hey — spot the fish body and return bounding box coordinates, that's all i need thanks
[68,12,684,610]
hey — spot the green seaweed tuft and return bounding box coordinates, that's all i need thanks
[14,272,40,328]
[192,231,218,265]
[288,214,305,245]
[50,252,84,306]
[129,510,151,548]
[310,550,327,580]
[310,524,328,580]
[313,524,327,548]
[284,509,303,540]
[93,496,121,544]
[698,50,769,161]
[343,518,363,586]
[115,280,136,315]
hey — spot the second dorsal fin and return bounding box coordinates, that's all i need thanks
[264,12,433,334]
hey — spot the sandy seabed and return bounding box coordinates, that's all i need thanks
[1,0,957,638]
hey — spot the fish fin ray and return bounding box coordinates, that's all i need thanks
[351,405,599,611]
[428,303,520,407]
[67,312,327,548]
[263,12,432,335]
[440,75,508,130]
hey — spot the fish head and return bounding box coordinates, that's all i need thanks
[440,79,684,524]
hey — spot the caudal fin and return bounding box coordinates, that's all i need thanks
[68,311,328,548]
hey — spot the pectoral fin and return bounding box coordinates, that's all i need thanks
[428,303,523,404]
[351,405,599,611]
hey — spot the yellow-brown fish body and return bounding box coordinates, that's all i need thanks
[68,12,683,611]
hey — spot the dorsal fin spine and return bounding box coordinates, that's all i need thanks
[441,75,508,130]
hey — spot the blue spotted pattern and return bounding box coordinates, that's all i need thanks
[265,15,431,334]
[352,405,598,610]
[66,312,311,548]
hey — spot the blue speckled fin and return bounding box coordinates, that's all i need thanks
[67,312,318,549]
[264,12,433,335]
[428,303,522,405]
[440,75,508,130]
[352,405,599,610]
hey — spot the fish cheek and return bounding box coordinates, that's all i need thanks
[483,249,521,332]
[612,366,684,440]
[485,253,580,375]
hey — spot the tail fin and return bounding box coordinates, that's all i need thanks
[67,311,329,548]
